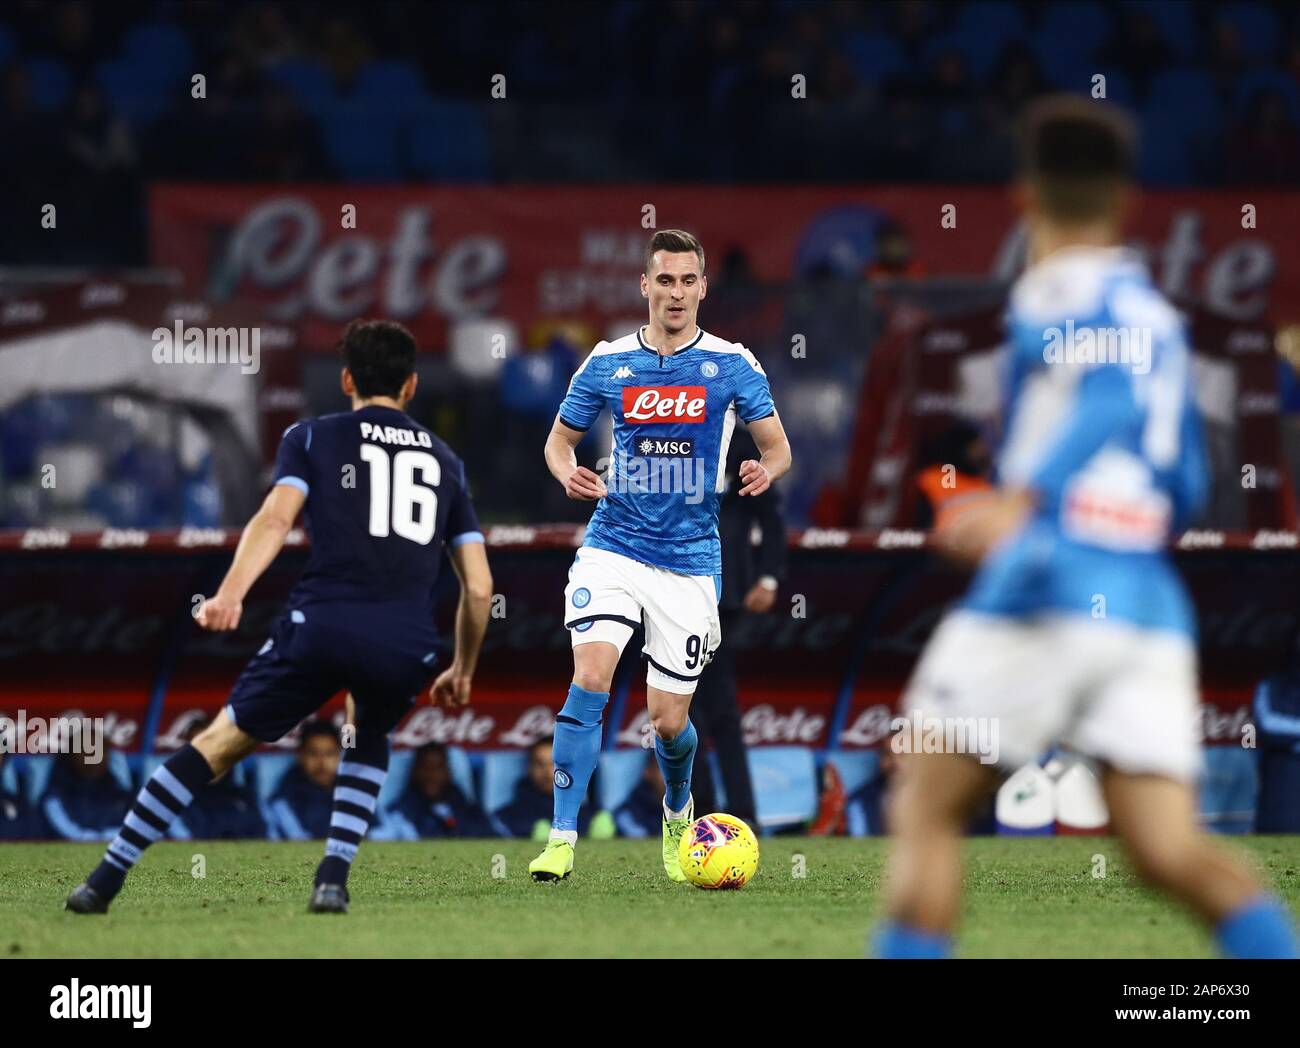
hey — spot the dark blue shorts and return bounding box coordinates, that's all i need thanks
[226,603,441,742]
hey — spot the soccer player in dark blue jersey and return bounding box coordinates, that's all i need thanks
[66,319,493,915]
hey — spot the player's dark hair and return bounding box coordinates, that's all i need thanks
[415,741,448,762]
[527,737,551,757]
[298,720,341,748]
[644,229,705,274]
[1019,95,1135,224]
[339,318,417,399]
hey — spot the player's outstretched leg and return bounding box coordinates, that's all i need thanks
[872,751,997,958]
[1104,771,1299,958]
[529,681,608,881]
[65,713,255,914]
[649,688,697,883]
[309,727,390,913]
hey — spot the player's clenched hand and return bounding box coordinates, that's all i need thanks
[430,666,473,708]
[563,465,607,501]
[195,593,242,631]
[738,459,771,496]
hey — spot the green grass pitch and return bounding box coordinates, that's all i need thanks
[2,837,1298,958]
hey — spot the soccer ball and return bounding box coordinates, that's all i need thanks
[677,812,759,889]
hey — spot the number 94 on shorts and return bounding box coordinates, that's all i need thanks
[563,546,721,696]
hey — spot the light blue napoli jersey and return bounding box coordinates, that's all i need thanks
[963,246,1210,636]
[558,326,776,576]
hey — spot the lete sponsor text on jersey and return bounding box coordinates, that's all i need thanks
[622,386,707,423]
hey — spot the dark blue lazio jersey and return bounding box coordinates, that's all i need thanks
[558,327,776,576]
[272,405,483,609]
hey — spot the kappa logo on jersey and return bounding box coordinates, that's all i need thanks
[622,386,707,423]
[611,366,636,380]
[636,437,694,457]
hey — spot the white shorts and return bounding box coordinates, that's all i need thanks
[902,610,1201,782]
[564,546,721,696]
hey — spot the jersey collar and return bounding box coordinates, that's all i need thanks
[637,325,705,357]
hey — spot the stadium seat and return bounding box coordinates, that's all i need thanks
[121,22,194,83]
[840,32,907,85]
[747,747,818,829]
[378,750,414,809]
[0,24,14,66]
[266,59,338,117]
[597,749,649,812]
[1041,1,1112,57]
[1147,69,1224,134]
[0,757,19,796]
[1125,0,1200,61]
[407,100,492,180]
[354,60,428,100]
[824,749,880,797]
[321,102,403,180]
[94,58,170,127]
[1215,3,1282,60]
[1198,746,1258,834]
[24,57,72,111]
[479,750,528,813]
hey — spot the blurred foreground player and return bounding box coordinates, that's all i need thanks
[66,320,493,915]
[875,97,1298,958]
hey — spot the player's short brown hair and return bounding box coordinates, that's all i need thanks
[1019,95,1135,225]
[338,318,416,399]
[644,229,705,275]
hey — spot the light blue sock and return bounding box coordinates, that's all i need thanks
[1216,895,1300,958]
[655,721,697,814]
[871,920,953,959]
[551,683,608,832]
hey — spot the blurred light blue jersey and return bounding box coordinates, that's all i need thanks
[964,246,1209,636]
[557,327,776,576]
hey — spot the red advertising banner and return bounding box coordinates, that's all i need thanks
[150,186,1300,354]
[1,529,1294,754]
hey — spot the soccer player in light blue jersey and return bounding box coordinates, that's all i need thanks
[528,230,792,882]
[874,98,1298,958]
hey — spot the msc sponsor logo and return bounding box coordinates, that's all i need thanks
[634,437,694,458]
[622,386,706,423]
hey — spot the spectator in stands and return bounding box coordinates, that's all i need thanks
[1228,89,1300,185]
[267,721,340,839]
[168,717,267,840]
[0,751,47,840]
[613,757,666,838]
[385,742,490,838]
[41,750,132,841]
[690,430,783,831]
[493,738,605,839]
[912,420,994,529]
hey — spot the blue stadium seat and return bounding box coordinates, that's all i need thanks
[1235,70,1300,128]
[1,757,19,796]
[841,32,907,85]
[748,747,818,830]
[0,24,15,66]
[480,750,528,814]
[21,752,133,804]
[955,1,1026,42]
[25,57,72,110]
[824,749,880,797]
[1216,3,1282,60]
[1041,1,1112,56]
[379,750,414,808]
[1198,747,1258,834]
[94,58,169,126]
[1125,0,1200,61]
[1147,69,1223,133]
[321,102,402,180]
[597,749,649,812]
[407,100,492,180]
[121,22,194,83]
[266,60,338,117]
[354,60,428,100]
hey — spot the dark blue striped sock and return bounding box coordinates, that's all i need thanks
[88,744,214,899]
[315,730,389,888]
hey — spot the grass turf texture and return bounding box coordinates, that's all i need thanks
[2,837,1298,958]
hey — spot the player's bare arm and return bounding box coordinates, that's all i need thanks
[545,415,607,501]
[738,413,792,497]
[932,486,1035,568]
[197,483,306,632]
[430,540,493,708]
